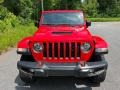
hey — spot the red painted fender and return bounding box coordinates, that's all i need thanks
[93,36,108,48]
[93,36,108,54]
[17,36,32,49]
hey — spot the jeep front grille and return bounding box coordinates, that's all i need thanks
[43,42,81,59]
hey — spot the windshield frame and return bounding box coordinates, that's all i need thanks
[40,11,85,26]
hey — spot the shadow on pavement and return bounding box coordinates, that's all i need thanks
[15,75,100,90]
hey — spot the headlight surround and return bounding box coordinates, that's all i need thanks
[33,43,43,53]
[81,42,91,53]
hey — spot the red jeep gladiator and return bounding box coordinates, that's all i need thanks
[17,10,108,83]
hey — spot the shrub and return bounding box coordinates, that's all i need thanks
[0,5,20,32]
[0,20,6,33]
[0,5,9,20]
[0,23,36,53]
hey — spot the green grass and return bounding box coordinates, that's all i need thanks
[87,18,120,22]
[0,23,36,54]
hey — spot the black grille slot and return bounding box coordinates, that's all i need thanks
[77,43,81,57]
[54,43,58,57]
[71,43,75,57]
[60,43,64,57]
[66,42,69,57]
[49,43,52,57]
[43,43,47,57]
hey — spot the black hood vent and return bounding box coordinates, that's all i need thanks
[52,32,72,35]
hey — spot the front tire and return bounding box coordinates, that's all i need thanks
[89,71,106,83]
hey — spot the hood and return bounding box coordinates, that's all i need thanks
[32,25,92,42]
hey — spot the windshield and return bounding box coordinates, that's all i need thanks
[42,12,84,25]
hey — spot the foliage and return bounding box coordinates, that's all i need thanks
[0,4,35,53]
[0,23,36,53]
[33,0,120,18]
[82,0,98,17]
[0,5,19,33]
[0,0,3,3]
[3,0,120,20]
[3,0,33,23]
[87,18,120,22]
[0,5,8,20]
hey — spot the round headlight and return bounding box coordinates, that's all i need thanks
[81,42,91,53]
[33,43,43,53]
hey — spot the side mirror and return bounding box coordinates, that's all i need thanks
[34,21,39,28]
[86,21,91,27]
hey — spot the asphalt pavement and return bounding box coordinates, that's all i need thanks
[0,22,120,90]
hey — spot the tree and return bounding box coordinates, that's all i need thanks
[98,0,118,17]
[106,0,117,17]
[82,0,98,17]
[116,0,120,17]
[3,0,120,19]
[4,0,33,19]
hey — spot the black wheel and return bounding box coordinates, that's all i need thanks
[89,71,106,83]
[19,70,35,83]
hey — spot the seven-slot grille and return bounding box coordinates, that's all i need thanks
[43,42,81,59]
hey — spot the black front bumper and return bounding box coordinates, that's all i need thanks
[17,58,108,77]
